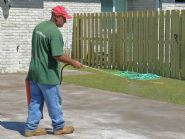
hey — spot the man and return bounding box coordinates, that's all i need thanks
[25,5,83,137]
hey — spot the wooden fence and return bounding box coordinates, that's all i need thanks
[72,10,185,80]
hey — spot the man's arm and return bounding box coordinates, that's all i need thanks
[54,55,83,69]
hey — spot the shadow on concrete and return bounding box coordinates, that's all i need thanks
[0,121,54,135]
[0,121,25,135]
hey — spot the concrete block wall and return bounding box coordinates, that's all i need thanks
[0,0,101,73]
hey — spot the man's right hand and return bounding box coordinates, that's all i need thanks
[72,60,83,69]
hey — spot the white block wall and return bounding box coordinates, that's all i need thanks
[0,1,101,73]
[162,3,185,10]
[160,0,185,10]
[0,8,44,73]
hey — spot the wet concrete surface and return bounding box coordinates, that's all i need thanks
[0,71,185,139]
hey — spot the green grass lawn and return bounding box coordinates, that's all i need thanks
[62,65,185,105]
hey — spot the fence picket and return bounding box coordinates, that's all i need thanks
[112,13,116,69]
[180,11,185,79]
[174,10,180,79]
[164,10,171,77]
[83,13,87,64]
[87,13,91,66]
[122,13,126,70]
[171,10,180,78]
[72,13,77,59]
[103,13,107,68]
[138,11,144,73]
[76,13,80,61]
[133,11,139,72]
[147,11,153,73]
[107,13,112,68]
[117,13,121,69]
[91,13,95,67]
[79,13,83,62]
[143,11,147,73]
[95,13,99,67]
[159,11,165,76]
[153,11,159,74]
[124,12,129,70]
[128,12,133,71]
[99,14,103,68]
[119,13,124,70]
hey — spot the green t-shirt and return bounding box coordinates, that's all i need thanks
[27,21,64,85]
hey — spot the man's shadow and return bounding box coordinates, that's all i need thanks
[0,121,25,135]
[0,121,53,135]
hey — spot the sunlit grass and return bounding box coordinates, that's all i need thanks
[62,65,185,105]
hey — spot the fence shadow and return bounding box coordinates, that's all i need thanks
[0,121,25,135]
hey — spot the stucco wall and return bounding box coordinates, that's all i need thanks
[0,0,101,73]
[127,0,181,11]
[127,0,156,11]
[161,0,175,3]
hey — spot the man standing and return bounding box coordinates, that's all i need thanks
[25,5,83,137]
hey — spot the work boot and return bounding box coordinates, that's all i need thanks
[54,126,74,135]
[25,128,47,137]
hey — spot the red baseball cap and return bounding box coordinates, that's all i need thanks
[51,5,72,19]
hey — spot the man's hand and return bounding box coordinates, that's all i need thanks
[72,60,83,69]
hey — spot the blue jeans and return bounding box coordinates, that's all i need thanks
[25,80,65,131]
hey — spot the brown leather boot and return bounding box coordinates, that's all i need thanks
[54,126,74,135]
[25,128,47,137]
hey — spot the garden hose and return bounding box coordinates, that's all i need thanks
[60,63,70,83]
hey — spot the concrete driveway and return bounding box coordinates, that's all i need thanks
[0,72,185,139]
